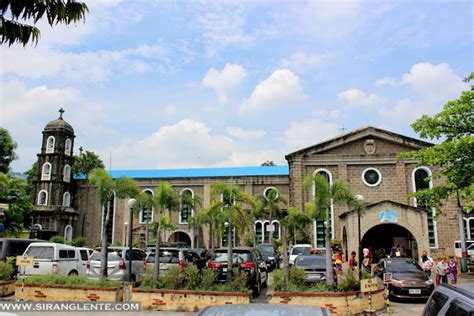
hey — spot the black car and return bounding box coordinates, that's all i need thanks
[376,258,434,300]
[207,247,268,297]
[256,243,280,270]
[294,255,326,283]
[0,238,45,279]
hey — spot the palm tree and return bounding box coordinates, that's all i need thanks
[89,168,138,278]
[304,173,354,288]
[135,191,155,246]
[255,188,287,244]
[1,0,89,46]
[280,207,310,285]
[151,182,180,286]
[208,182,256,281]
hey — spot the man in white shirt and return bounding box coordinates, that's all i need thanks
[419,250,433,278]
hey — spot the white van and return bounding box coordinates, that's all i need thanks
[76,247,94,276]
[21,242,84,276]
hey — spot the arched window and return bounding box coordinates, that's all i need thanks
[64,225,73,241]
[312,168,333,249]
[412,167,437,248]
[46,136,55,153]
[464,217,474,240]
[271,220,281,240]
[255,221,263,244]
[139,189,154,224]
[63,192,71,207]
[63,165,71,182]
[180,189,194,224]
[37,190,48,206]
[64,139,72,156]
[41,162,52,181]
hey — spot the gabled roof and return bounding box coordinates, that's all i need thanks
[75,165,289,180]
[339,200,428,219]
[285,125,433,159]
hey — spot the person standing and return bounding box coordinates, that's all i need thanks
[420,250,434,278]
[349,251,357,270]
[436,257,448,285]
[448,256,458,284]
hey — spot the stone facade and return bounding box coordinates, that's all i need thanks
[30,120,463,258]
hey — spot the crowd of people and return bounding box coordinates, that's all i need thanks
[420,250,458,285]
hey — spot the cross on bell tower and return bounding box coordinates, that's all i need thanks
[59,107,65,119]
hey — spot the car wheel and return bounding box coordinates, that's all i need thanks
[253,275,261,297]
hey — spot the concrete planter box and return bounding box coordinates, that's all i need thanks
[270,288,385,315]
[15,283,122,302]
[0,280,15,297]
[132,288,252,312]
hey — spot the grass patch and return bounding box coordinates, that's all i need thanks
[17,275,122,288]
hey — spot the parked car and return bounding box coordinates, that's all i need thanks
[0,238,44,279]
[422,283,474,315]
[197,303,332,316]
[86,247,147,283]
[207,247,268,297]
[21,242,83,276]
[145,248,202,273]
[76,247,94,276]
[289,244,312,266]
[376,257,434,300]
[256,243,280,271]
[294,255,326,283]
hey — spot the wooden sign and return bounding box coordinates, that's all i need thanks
[360,277,379,293]
[16,255,34,266]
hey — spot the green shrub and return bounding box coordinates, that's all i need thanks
[271,269,285,292]
[289,266,306,290]
[158,266,185,289]
[0,257,14,281]
[336,268,359,292]
[200,268,217,290]
[184,265,201,290]
[18,275,121,288]
[217,268,248,292]
[49,236,65,244]
[68,237,86,247]
[307,282,330,293]
[361,270,371,280]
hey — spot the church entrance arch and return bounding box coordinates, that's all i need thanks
[361,224,418,260]
[168,231,191,247]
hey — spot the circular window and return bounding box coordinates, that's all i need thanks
[263,187,278,200]
[362,168,382,187]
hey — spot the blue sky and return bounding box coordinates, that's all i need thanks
[1,0,472,172]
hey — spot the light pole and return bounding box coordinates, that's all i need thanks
[354,194,364,278]
[127,198,137,283]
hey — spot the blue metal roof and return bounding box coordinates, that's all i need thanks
[76,165,289,179]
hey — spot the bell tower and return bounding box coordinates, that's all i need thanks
[31,108,77,241]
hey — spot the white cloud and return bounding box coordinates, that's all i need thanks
[338,88,384,107]
[379,63,468,129]
[239,69,305,115]
[280,52,332,74]
[225,127,266,140]
[285,119,342,153]
[202,63,246,104]
[374,77,398,87]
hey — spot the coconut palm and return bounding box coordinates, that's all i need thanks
[151,182,180,286]
[89,168,138,278]
[208,182,256,281]
[304,173,355,288]
[135,191,155,246]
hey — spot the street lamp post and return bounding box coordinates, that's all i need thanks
[355,194,364,279]
[127,198,137,283]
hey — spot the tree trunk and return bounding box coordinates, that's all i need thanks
[209,222,214,254]
[100,200,110,278]
[325,211,334,288]
[226,214,233,282]
[152,213,162,288]
[282,227,289,286]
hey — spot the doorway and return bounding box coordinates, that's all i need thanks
[361,224,418,259]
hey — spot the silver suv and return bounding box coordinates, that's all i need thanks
[423,283,474,315]
[86,247,147,283]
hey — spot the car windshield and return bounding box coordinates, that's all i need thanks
[147,251,180,263]
[386,259,423,273]
[214,251,251,263]
[25,246,54,260]
[295,256,325,267]
[292,247,311,255]
[90,249,122,261]
[256,245,274,253]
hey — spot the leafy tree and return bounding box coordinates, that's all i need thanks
[88,168,138,278]
[150,182,180,286]
[1,0,89,46]
[261,160,276,166]
[188,203,220,252]
[0,128,18,174]
[24,162,38,192]
[208,182,256,281]
[304,174,355,288]
[0,173,34,235]
[73,149,105,178]
[134,190,155,246]
[399,73,474,214]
